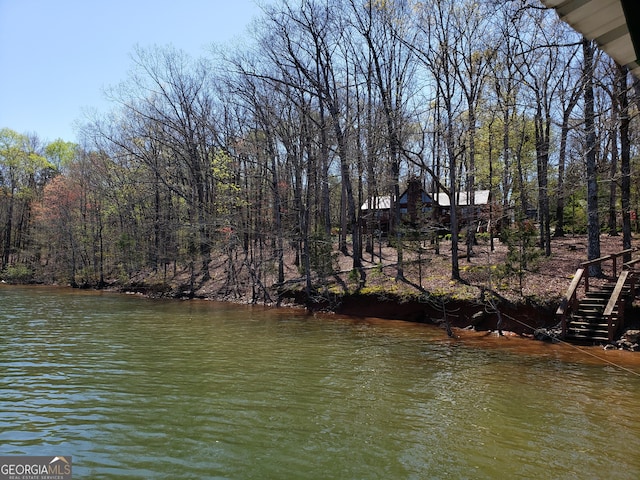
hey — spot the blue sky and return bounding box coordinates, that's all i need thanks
[0,0,264,144]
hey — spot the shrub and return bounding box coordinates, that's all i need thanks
[348,268,359,283]
[476,232,490,242]
[496,221,540,295]
[1,264,33,283]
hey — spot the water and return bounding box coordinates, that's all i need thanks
[1,285,640,479]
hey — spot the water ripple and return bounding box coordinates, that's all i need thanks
[1,285,640,479]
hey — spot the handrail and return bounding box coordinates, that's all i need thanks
[624,258,640,270]
[581,248,637,277]
[622,257,639,301]
[556,268,584,316]
[603,270,631,342]
[556,268,585,337]
[580,255,612,268]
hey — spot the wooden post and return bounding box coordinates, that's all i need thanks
[584,271,589,293]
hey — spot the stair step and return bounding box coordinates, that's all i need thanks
[579,299,608,305]
[586,287,631,297]
[565,333,610,342]
[574,315,616,323]
[568,320,609,332]
[571,316,614,324]
[575,309,618,316]
[584,295,612,302]
[567,328,608,335]
[569,327,609,335]
[570,319,608,325]
[569,323,608,330]
[559,266,636,344]
[568,322,609,328]
[577,307,605,314]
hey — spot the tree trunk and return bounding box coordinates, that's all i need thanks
[447,130,460,281]
[534,102,551,256]
[269,147,285,285]
[554,108,572,236]
[618,65,632,262]
[466,103,477,260]
[2,183,14,268]
[583,38,602,275]
[607,101,619,236]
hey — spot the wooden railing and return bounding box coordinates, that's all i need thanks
[579,248,635,292]
[557,248,638,339]
[556,267,585,337]
[603,269,634,342]
[624,257,640,271]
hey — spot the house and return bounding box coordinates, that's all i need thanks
[360,195,393,233]
[431,190,491,230]
[361,179,491,234]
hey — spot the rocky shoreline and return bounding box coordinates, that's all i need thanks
[115,280,640,352]
[283,289,640,351]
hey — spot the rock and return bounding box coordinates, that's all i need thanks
[612,329,640,351]
[471,311,486,326]
[534,327,561,342]
[621,329,640,343]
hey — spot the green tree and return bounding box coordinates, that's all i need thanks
[0,128,53,270]
[45,139,77,171]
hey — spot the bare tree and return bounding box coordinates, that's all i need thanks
[449,1,496,260]
[259,0,367,286]
[101,46,226,292]
[617,64,632,261]
[512,6,575,256]
[554,45,583,237]
[348,0,416,279]
[583,37,602,275]
[411,0,467,280]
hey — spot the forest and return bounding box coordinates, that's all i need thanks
[1,0,639,305]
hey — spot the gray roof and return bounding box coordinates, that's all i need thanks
[433,190,490,207]
[361,196,391,211]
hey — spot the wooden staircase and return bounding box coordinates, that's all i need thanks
[564,276,632,342]
[557,250,638,344]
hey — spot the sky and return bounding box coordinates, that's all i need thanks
[0,0,265,144]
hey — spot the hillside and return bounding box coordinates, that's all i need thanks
[125,234,638,337]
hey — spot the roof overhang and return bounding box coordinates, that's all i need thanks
[541,0,640,78]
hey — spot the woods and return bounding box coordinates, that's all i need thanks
[1,0,639,302]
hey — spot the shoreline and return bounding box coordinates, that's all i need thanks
[118,281,640,353]
[3,280,639,355]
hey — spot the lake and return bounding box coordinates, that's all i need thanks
[1,285,640,479]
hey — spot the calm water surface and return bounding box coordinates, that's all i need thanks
[1,285,640,479]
